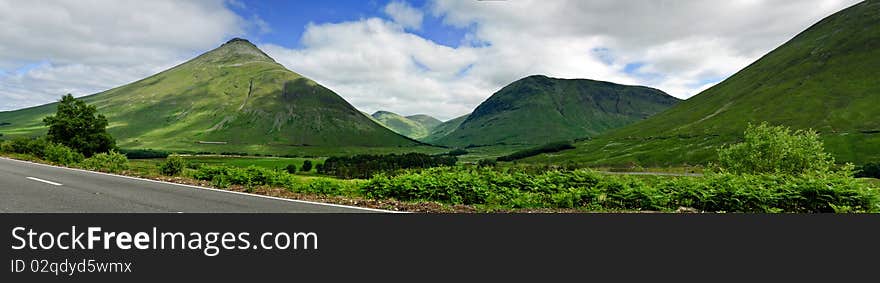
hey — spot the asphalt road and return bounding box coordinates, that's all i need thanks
[0,157,386,213]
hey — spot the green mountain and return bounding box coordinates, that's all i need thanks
[405,114,442,130]
[530,1,880,166]
[422,114,469,144]
[433,75,680,147]
[0,38,421,153]
[371,111,439,140]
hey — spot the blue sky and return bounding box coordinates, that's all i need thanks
[0,0,861,118]
[231,0,470,49]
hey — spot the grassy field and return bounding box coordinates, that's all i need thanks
[129,155,324,175]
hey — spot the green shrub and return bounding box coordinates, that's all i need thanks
[301,160,313,172]
[160,155,186,176]
[362,167,879,212]
[80,150,129,173]
[717,122,834,175]
[286,164,298,174]
[856,162,880,179]
[3,137,50,157]
[43,143,84,166]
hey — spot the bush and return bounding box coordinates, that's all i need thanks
[160,155,186,176]
[286,164,298,174]
[301,160,313,172]
[497,141,575,162]
[856,162,880,179]
[43,143,84,166]
[3,137,51,157]
[43,94,116,156]
[80,150,129,173]
[717,122,834,175]
[362,167,879,212]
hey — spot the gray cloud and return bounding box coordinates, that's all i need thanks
[0,0,245,110]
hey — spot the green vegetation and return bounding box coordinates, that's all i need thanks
[371,111,439,140]
[717,123,834,175]
[497,141,575,162]
[405,114,442,129]
[301,160,313,172]
[856,162,880,179]
[43,143,84,166]
[362,167,877,212]
[434,75,679,147]
[422,114,469,144]
[79,150,129,174]
[191,165,361,195]
[0,38,423,155]
[541,1,880,166]
[319,153,457,179]
[160,155,186,176]
[43,94,116,157]
[286,164,298,174]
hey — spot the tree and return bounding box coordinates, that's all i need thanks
[43,94,116,156]
[286,164,298,174]
[301,160,313,172]
[717,122,835,175]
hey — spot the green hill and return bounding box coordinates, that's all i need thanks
[0,38,422,154]
[433,75,680,147]
[528,1,880,166]
[422,114,469,144]
[371,111,439,140]
[405,114,442,130]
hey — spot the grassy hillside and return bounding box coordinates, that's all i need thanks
[434,75,680,147]
[422,114,469,144]
[371,111,439,140]
[0,38,425,154]
[529,1,880,166]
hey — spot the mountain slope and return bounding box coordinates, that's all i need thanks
[531,1,880,165]
[371,111,437,139]
[405,114,442,130]
[434,75,680,147]
[0,38,420,152]
[422,114,469,144]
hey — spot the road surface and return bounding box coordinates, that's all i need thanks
[0,157,386,213]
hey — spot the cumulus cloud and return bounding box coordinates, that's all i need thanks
[0,0,246,110]
[263,0,858,120]
[1,0,863,121]
[384,1,424,30]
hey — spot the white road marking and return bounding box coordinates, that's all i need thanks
[3,157,401,213]
[26,177,62,186]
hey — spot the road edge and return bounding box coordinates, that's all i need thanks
[0,157,404,213]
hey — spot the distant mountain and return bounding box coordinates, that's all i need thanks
[405,114,442,130]
[421,114,469,144]
[433,75,680,147]
[0,38,420,152]
[371,111,440,140]
[534,1,880,166]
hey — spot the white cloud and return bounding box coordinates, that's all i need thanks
[0,0,246,110]
[1,0,863,121]
[384,1,424,30]
[263,0,859,120]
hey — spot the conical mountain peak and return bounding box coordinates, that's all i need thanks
[193,37,276,64]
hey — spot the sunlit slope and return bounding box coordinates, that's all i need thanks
[0,38,420,151]
[530,1,880,166]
